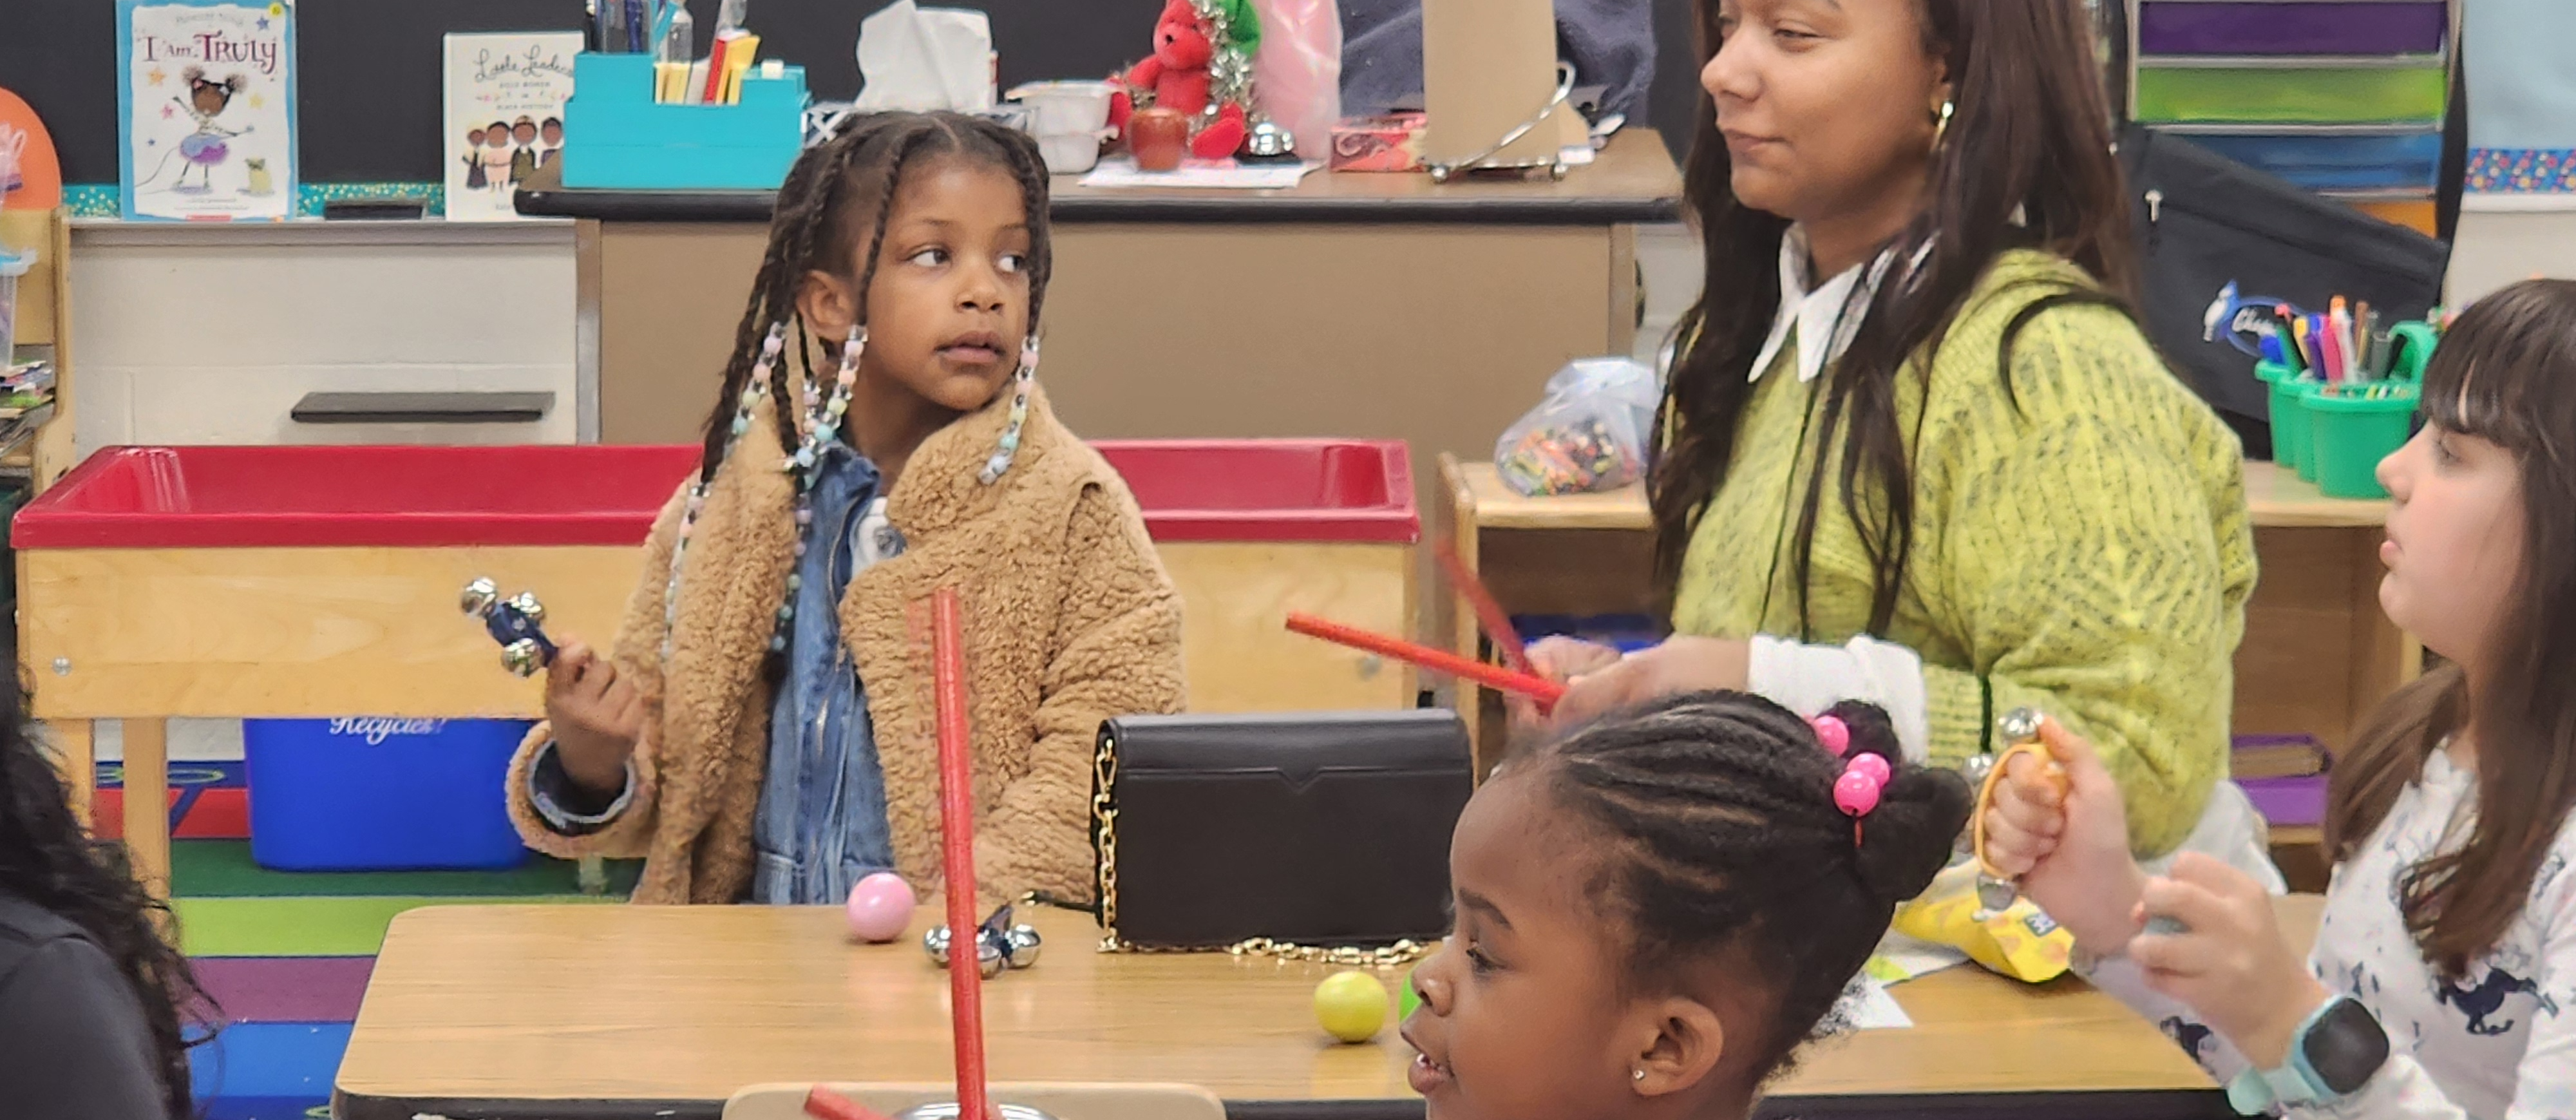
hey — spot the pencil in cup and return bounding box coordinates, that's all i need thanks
[1283,612,1567,707]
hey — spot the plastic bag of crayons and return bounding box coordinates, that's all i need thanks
[1889,860,2074,984]
[1495,357,1660,497]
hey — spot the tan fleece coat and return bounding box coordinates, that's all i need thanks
[506,382,1185,904]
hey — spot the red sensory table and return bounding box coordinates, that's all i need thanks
[17,441,1417,899]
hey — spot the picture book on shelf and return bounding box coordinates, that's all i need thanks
[117,0,298,222]
[444,32,582,222]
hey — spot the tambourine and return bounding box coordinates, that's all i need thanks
[460,578,556,678]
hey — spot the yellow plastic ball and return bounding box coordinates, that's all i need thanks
[1314,970,1389,1044]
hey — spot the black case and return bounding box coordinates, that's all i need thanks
[1092,710,1472,949]
[2118,124,2451,458]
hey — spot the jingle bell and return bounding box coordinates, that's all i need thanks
[507,592,545,627]
[1960,753,1994,786]
[1998,707,2044,745]
[459,578,500,616]
[1974,875,2019,917]
[1001,924,1042,969]
[502,640,548,679]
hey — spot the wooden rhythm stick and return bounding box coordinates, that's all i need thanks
[931,588,991,1120]
[1285,612,1566,705]
[1434,542,1532,676]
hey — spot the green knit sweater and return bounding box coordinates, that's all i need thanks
[1672,249,2257,856]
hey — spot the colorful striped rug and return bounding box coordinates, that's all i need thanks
[175,839,638,1119]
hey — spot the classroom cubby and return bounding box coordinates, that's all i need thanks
[2125,0,2461,234]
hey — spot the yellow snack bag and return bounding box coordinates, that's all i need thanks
[1890,861,2072,983]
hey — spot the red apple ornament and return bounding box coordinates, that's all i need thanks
[1130,107,1191,172]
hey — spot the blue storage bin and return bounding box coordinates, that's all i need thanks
[244,717,534,871]
[562,52,808,190]
[2180,129,2443,193]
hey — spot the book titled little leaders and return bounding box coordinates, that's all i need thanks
[445,32,582,222]
[118,0,297,222]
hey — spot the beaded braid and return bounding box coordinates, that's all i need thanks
[670,111,1063,660]
[1532,692,1971,1082]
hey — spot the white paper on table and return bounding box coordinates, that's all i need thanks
[1864,929,1971,986]
[1841,976,1915,1031]
[853,1,994,113]
[1077,157,1323,190]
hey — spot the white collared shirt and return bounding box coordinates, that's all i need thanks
[1747,225,1918,385]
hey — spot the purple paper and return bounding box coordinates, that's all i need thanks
[2139,2,2448,57]
[191,957,375,1024]
[2239,775,2329,829]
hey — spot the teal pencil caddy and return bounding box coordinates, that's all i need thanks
[562,53,809,191]
[2304,381,2417,500]
[2258,361,2319,479]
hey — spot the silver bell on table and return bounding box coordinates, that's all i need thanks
[921,924,1007,978]
[1001,924,1043,969]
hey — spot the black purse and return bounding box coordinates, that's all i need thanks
[1091,710,1473,957]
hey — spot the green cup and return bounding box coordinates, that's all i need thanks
[2387,321,2440,383]
[2259,361,2317,479]
[2305,382,2417,500]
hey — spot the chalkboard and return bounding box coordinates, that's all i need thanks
[3,0,1164,185]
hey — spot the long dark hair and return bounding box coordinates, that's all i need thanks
[1538,693,1969,1083]
[0,660,216,1117]
[696,111,1054,484]
[2325,280,2576,978]
[1651,1,2143,632]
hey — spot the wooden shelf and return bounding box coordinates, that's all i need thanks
[1450,459,2387,533]
[1439,453,2418,775]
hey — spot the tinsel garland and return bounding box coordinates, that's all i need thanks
[1191,0,1256,122]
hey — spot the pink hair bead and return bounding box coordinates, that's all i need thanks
[1833,768,1882,819]
[1848,752,1891,786]
[1811,715,1850,756]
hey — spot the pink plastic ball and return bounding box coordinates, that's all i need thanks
[1833,770,1882,817]
[1811,716,1850,756]
[1847,753,1891,786]
[846,873,917,944]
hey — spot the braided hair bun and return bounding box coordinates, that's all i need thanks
[1820,700,1971,908]
[1537,690,1972,1081]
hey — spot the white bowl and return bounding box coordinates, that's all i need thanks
[1009,80,1115,136]
[1037,129,1106,175]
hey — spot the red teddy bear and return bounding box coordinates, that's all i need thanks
[1110,0,1249,161]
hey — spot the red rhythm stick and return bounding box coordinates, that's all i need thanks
[931,588,990,1120]
[803,1087,895,1120]
[1434,542,1532,677]
[1286,612,1566,705]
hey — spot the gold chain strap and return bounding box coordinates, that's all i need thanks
[1091,730,1435,970]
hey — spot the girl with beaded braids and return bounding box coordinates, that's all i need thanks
[504,111,1184,907]
[1403,692,1971,1120]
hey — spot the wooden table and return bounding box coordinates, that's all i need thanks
[1435,457,2419,777]
[514,134,1682,535]
[336,904,2227,1120]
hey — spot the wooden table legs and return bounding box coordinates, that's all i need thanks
[121,719,171,902]
[48,719,94,831]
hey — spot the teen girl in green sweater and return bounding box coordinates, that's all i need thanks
[1526,0,2270,873]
